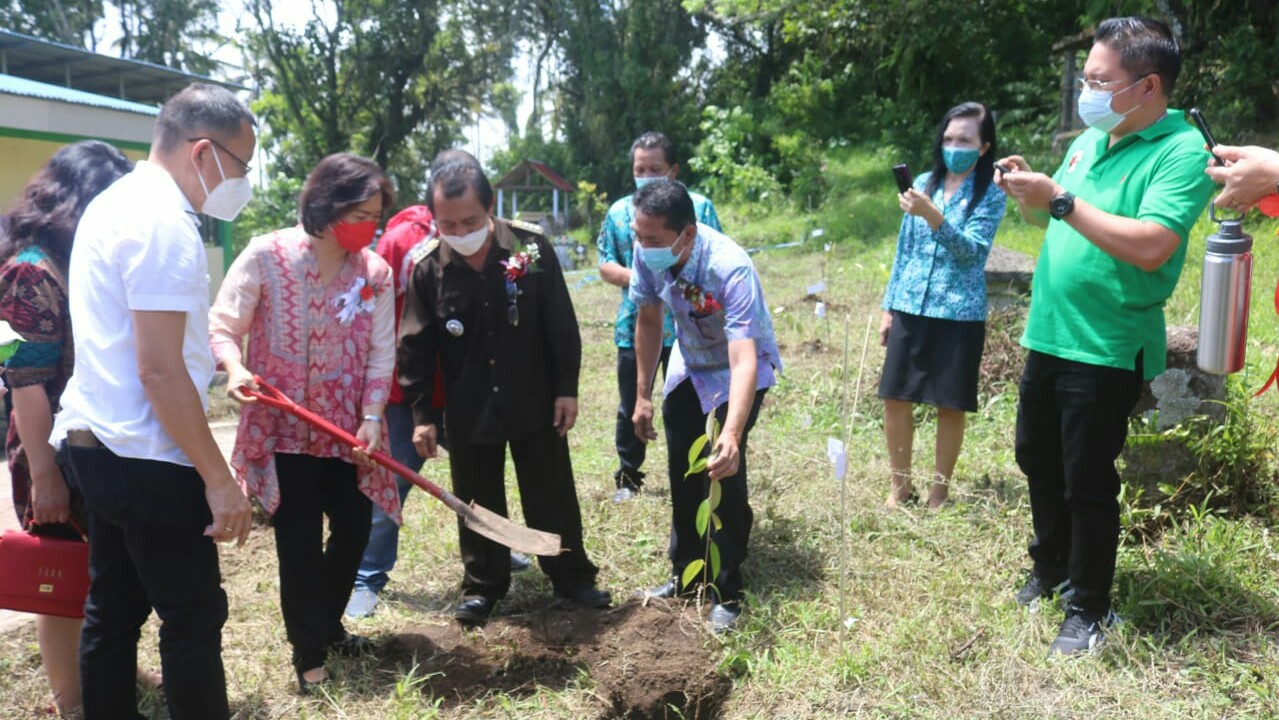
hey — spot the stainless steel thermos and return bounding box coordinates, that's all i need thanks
[1197,217,1253,375]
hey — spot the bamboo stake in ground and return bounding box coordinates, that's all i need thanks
[836,312,853,655]
[839,312,874,650]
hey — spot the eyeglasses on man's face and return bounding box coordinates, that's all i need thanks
[1076,74,1149,94]
[188,136,253,175]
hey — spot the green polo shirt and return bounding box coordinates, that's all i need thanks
[1021,109,1215,380]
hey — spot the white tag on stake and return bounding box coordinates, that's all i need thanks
[815,301,827,318]
[807,281,827,295]
[827,438,847,480]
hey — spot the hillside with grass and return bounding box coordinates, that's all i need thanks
[5,149,1279,719]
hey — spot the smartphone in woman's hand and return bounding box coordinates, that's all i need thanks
[892,164,912,194]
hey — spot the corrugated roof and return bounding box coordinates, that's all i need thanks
[0,28,244,106]
[0,73,158,116]
[526,160,574,192]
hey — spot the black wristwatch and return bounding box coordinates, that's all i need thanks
[1049,191,1076,220]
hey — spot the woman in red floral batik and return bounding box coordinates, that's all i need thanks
[209,153,397,695]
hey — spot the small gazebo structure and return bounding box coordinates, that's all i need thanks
[494,159,574,231]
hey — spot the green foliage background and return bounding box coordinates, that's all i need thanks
[7,0,1276,225]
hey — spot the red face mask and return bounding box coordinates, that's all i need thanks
[333,220,378,252]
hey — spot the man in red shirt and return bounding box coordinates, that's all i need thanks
[344,204,441,619]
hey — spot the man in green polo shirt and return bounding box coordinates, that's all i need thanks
[997,16,1214,657]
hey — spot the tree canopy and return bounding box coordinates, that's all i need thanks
[7,0,1278,224]
[2,0,222,73]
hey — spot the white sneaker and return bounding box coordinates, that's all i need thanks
[345,588,379,619]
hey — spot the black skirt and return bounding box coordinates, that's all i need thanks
[878,310,986,412]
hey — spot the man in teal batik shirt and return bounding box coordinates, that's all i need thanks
[596,132,721,502]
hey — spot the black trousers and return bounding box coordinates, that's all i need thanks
[663,379,766,604]
[272,453,372,672]
[64,444,229,720]
[1015,350,1142,614]
[615,345,672,483]
[448,425,598,599]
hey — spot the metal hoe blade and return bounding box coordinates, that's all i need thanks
[458,501,562,556]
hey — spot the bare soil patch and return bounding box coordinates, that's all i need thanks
[378,598,731,719]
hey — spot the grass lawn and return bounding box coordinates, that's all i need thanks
[4,148,1279,718]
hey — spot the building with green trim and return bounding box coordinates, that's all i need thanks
[0,29,244,300]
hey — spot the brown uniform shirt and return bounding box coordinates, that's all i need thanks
[398,218,581,445]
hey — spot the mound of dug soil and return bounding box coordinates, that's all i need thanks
[378,598,731,719]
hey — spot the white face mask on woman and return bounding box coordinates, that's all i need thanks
[192,147,252,221]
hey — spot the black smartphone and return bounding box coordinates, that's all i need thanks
[994,162,1015,176]
[892,163,912,194]
[1189,107,1224,166]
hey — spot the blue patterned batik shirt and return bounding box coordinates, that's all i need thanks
[630,223,782,414]
[597,190,721,348]
[882,171,1007,322]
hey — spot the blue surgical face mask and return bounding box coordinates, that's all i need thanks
[638,231,689,272]
[942,146,980,174]
[1077,77,1146,133]
[635,175,662,189]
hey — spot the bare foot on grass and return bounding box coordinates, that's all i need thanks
[927,477,950,509]
[137,668,163,690]
[884,471,915,509]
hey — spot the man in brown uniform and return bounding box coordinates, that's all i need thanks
[398,159,608,624]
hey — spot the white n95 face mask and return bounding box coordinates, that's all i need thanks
[193,147,252,222]
[441,225,490,256]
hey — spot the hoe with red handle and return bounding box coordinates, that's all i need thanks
[244,377,562,557]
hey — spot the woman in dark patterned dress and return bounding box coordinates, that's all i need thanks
[0,141,132,718]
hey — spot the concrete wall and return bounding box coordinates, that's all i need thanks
[0,92,154,210]
[0,134,148,210]
[2,92,154,143]
[2,94,229,301]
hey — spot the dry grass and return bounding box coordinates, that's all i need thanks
[5,152,1279,717]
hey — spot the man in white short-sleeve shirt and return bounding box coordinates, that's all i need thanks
[54,161,217,463]
[51,83,255,720]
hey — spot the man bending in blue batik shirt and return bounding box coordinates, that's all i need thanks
[629,179,781,634]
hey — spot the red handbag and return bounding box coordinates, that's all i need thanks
[0,520,89,619]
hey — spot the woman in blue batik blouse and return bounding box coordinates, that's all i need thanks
[879,101,1007,509]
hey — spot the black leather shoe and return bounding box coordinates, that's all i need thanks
[635,577,681,600]
[454,595,498,625]
[330,630,374,657]
[555,585,612,609]
[709,602,742,634]
[510,551,532,573]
